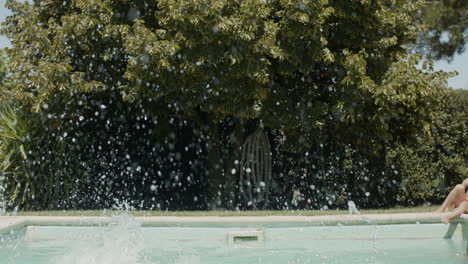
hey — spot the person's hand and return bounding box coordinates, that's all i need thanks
[442,215,450,224]
[463,178,468,188]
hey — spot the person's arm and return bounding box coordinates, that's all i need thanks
[442,202,468,224]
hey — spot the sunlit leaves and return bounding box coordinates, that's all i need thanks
[0,0,457,209]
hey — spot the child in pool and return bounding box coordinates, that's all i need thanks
[435,178,468,224]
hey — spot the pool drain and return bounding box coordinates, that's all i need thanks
[227,230,265,244]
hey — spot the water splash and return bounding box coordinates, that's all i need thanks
[347,201,371,224]
[347,200,378,257]
[50,213,150,264]
[111,198,136,211]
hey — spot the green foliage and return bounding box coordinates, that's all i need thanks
[0,0,457,209]
[0,49,12,103]
[0,103,36,208]
[385,89,468,205]
[0,50,9,86]
[0,49,77,210]
[2,0,450,134]
[416,0,468,61]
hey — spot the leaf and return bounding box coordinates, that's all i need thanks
[19,144,27,159]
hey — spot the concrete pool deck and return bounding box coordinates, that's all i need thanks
[0,213,467,232]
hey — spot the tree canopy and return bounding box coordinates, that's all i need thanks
[416,0,468,61]
[0,0,457,209]
[2,0,452,145]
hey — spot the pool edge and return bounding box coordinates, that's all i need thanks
[0,217,26,235]
[0,212,467,228]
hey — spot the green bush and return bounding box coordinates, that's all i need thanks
[385,89,468,206]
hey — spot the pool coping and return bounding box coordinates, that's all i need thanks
[0,213,467,234]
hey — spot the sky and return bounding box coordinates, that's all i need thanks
[0,2,467,90]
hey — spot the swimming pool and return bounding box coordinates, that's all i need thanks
[0,214,467,264]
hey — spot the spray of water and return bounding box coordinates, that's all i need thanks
[347,200,379,257]
[50,213,150,264]
[347,201,371,224]
[50,212,203,264]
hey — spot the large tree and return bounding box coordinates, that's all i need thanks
[2,0,452,209]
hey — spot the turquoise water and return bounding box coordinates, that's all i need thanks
[0,216,466,264]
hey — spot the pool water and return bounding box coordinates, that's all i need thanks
[0,216,466,264]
